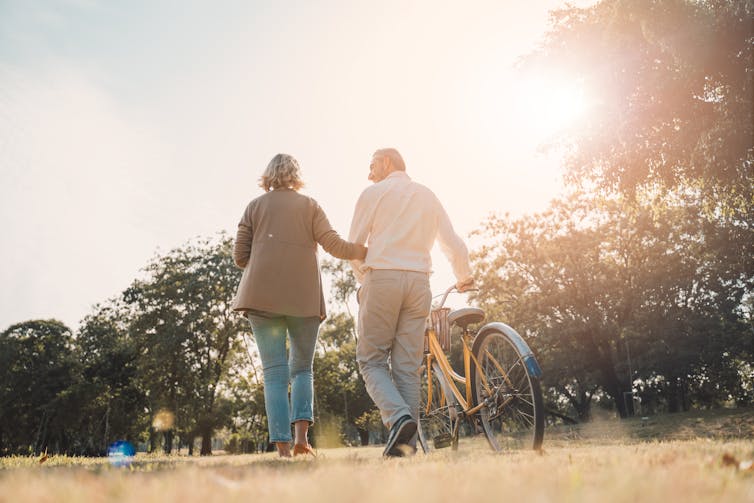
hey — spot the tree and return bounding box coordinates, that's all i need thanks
[523,0,753,347]
[223,330,269,453]
[527,0,752,216]
[470,0,754,420]
[315,259,380,445]
[224,372,268,453]
[123,235,247,455]
[314,313,375,445]
[74,301,147,455]
[0,320,77,455]
[321,259,360,336]
[472,190,752,419]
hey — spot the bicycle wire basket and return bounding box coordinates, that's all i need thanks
[426,307,452,352]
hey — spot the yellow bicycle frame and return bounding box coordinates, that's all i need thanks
[424,327,494,417]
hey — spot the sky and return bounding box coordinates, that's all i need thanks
[0,0,594,331]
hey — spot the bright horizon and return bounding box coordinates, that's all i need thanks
[0,0,594,331]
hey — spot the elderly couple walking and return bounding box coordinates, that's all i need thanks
[232,148,473,458]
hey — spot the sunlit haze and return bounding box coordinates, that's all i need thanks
[0,0,595,330]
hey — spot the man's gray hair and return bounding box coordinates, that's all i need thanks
[259,153,305,192]
[375,148,406,172]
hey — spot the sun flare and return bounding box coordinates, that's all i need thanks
[513,77,587,139]
[470,68,589,150]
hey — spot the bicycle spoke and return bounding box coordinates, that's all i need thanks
[473,329,544,451]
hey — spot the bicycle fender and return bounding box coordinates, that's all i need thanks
[431,362,458,407]
[475,322,543,378]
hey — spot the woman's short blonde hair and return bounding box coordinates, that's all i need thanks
[259,153,305,192]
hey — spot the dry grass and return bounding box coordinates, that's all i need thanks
[544,406,754,446]
[2,408,753,503]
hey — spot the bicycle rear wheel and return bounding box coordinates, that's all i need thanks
[471,328,544,451]
[418,360,455,453]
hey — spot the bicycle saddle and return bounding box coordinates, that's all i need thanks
[447,307,485,330]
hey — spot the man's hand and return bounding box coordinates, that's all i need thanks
[456,277,474,292]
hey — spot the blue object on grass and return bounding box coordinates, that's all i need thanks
[107,440,135,467]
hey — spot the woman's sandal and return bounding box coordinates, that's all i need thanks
[293,443,317,457]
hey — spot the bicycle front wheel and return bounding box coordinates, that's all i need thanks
[471,328,544,451]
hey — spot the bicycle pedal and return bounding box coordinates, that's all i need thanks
[433,434,453,449]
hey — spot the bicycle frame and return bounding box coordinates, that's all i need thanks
[423,326,490,419]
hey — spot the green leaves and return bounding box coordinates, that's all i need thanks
[472,190,752,420]
[0,320,78,455]
[122,235,246,455]
[482,0,754,422]
[527,0,752,217]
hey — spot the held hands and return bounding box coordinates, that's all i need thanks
[456,277,475,293]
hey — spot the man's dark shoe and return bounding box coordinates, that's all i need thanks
[383,415,417,458]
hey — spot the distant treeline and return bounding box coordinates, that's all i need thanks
[0,242,381,457]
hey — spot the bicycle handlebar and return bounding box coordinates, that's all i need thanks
[435,284,479,309]
[436,285,457,309]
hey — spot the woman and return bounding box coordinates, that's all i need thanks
[232,153,366,458]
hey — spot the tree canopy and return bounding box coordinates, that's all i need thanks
[527,0,752,215]
[471,0,753,420]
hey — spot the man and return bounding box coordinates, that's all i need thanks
[349,148,473,457]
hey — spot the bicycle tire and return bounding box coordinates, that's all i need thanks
[471,326,544,451]
[417,361,455,453]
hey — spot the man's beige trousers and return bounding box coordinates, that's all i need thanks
[356,269,432,429]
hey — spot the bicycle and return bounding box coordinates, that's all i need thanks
[417,285,544,453]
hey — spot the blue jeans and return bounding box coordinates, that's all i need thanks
[246,313,320,443]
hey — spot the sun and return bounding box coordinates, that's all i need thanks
[467,68,588,151]
[512,77,588,140]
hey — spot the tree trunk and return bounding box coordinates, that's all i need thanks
[681,379,691,412]
[586,335,629,418]
[103,400,110,453]
[357,428,369,446]
[667,376,690,413]
[668,392,681,412]
[34,410,49,455]
[575,399,592,422]
[200,427,212,455]
[187,435,194,456]
[559,384,594,422]
[163,429,174,454]
[597,356,629,418]
[148,427,157,453]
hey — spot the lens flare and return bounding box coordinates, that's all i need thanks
[152,409,175,431]
[107,440,135,467]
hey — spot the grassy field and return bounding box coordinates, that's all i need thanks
[1,408,752,503]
